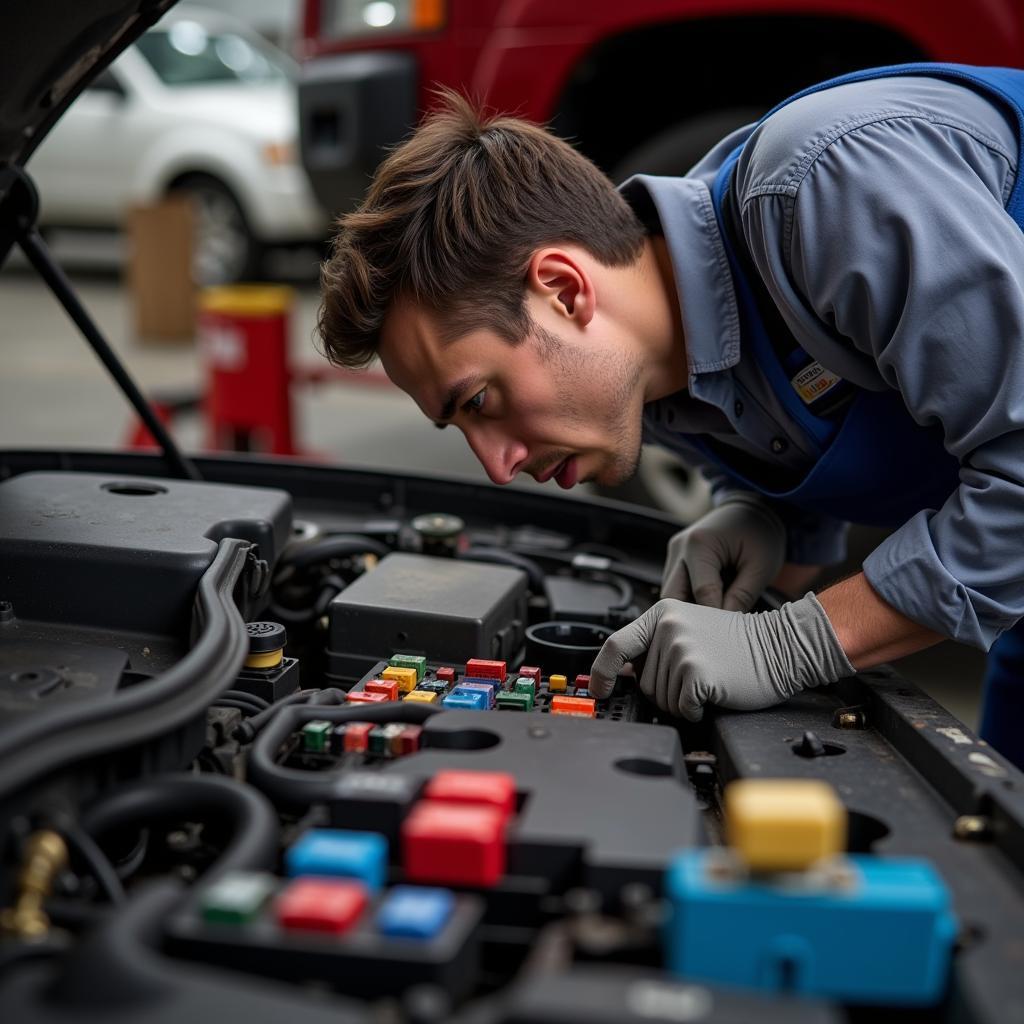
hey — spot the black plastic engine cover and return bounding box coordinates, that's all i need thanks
[0,472,292,633]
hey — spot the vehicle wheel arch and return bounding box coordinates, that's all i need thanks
[549,14,928,180]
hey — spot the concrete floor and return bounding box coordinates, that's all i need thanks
[0,234,987,727]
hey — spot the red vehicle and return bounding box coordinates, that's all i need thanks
[297,0,1024,213]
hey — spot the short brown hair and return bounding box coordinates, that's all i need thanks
[317,90,646,370]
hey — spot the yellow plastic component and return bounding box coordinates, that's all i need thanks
[199,285,294,318]
[724,779,847,872]
[403,690,439,704]
[244,649,283,670]
[548,674,568,692]
[382,666,418,693]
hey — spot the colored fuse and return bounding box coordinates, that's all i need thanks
[442,690,489,711]
[369,725,390,756]
[382,666,418,693]
[550,695,596,717]
[399,725,423,755]
[435,666,457,685]
[389,654,427,682]
[330,724,348,755]
[201,871,277,925]
[404,689,439,704]
[465,658,507,683]
[575,675,591,692]
[496,691,533,712]
[425,770,517,816]
[513,678,536,702]
[402,802,507,887]
[458,680,497,707]
[344,722,374,753]
[302,720,333,753]
[518,666,542,686]
[376,885,454,939]
[382,723,406,756]
[347,690,390,706]
[365,679,399,701]
[276,878,368,934]
[547,674,568,692]
[417,679,450,695]
[286,829,387,891]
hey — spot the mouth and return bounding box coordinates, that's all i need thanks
[553,455,579,490]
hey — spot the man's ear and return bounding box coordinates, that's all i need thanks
[527,249,595,327]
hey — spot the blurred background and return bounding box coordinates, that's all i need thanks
[3,0,1004,722]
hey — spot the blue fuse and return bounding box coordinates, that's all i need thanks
[457,679,497,707]
[377,885,455,939]
[442,688,489,711]
[285,828,388,892]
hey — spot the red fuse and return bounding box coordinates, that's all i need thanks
[435,667,456,685]
[402,801,506,887]
[365,679,399,701]
[344,722,374,753]
[347,690,390,706]
[424,770,516,816]
[518,666,542,686]
[465,659,506,683]
[574,674,591,693]
[398,724,423,755]
[276,878,367,933]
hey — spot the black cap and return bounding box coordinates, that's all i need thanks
[246,621,287,654]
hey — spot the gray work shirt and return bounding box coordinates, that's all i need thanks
[625,75,1022,649]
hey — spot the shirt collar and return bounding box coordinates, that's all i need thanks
[618,174,741,379]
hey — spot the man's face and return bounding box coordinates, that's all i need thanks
[378,297,646,489]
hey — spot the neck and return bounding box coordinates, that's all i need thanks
[634,235,688,402]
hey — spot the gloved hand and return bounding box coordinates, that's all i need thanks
[589,593,854,721]
[661,494,787,611]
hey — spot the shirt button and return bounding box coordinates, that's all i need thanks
[734,400,744,417]
[770,437,788,454]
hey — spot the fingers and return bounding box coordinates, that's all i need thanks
[722,560,764,612]
[589,604,663,698]
[660,559,691,602]
[687,550,725,608]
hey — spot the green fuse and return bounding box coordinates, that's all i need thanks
[497,691,533,712]
[513,678,536,702]
[389,654,426,682]
[368,725,390,756]
[302,720,333,753]
[201,871,278,924]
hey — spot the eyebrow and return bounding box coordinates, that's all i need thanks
[432,375,478,426]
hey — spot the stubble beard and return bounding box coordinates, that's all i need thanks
[532,322,645,486]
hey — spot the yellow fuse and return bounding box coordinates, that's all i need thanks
[403,690,438,704]
[382,666,418,693]
[724,778,847,873]
[548,674,568,692]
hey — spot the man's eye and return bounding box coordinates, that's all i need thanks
[464,388,487,414]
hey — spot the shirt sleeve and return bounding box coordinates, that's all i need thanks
[744,113,1024,649]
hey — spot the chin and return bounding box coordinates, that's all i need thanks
[594,446,643,487]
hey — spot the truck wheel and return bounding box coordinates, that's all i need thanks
[169,174,262,285]
[612,107,764,181]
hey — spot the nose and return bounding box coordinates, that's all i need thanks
[464,423,528,485]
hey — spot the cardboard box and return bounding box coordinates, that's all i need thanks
[126,196,195,341]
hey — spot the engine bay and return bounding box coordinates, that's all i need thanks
[0,454,1022,1024]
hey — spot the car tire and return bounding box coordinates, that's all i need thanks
[168,173,263,285]
[612,107,765,181]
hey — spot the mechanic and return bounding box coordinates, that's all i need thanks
[317,65,1024,767]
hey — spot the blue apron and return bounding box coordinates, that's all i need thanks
[698,63,1024,765]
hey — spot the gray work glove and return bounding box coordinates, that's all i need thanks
[589,593,854,721]
[662,494,787,611]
